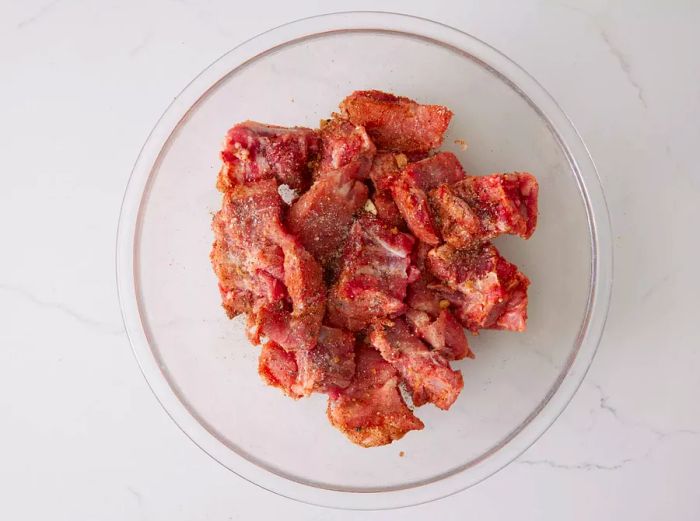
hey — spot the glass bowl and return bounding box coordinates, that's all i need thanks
[116,11,612,510]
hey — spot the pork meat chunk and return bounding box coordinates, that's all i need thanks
[405,308,473,361]
[294,326,356,396]
[218,121,319,191]
[370,318,464,410]
[259,326,356,398]
[392,152,466,244]
[427,243,530,332]
[210,179,287,318]
[434,173,538,246]
[327,345,424,447]
[328,214,417,331]
[340,90,452,154]
[287,168,368,274]
[211,179,325,350]
[317,117,375,179]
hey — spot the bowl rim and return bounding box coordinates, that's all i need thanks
[116,10,613,510]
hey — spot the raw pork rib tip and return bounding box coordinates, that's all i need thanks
[258,326,356,398]
[327,214,417,332]
[391,152,466,244]
[340,90,453,154]
[210,90,539,447]
[218,121,319,192]
[370,318,464,410]
[327,345,424,447]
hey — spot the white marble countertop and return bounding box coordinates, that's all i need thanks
[1,1,698,519]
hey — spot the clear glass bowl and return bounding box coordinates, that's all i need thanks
[116,12,612,510]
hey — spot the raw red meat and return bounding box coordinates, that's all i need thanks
[258,341,302,399]
[340,90,452,154]
[405,308,473,361]
[406,278,443,317]
[327,345,424,447]
[210,179,287,318]
[258,231,326,350]
[402,151,465,190]
[391,152,466,245]
[372,190,404,227]
[211,179,325,350]
[327,214,417,331]
[287,168,368,274]
[429,184,482,249]
[368,151,406,191]
[212,91,539,448]
[405,241,444,316]
[367,152,406,227]
[444,173,539,243]
[317,117,375,179]
[258,327,356,398]
[427,243,530,332]
[370,318,464,410]
[295,326,356,396]
[391,174,440,244]
[218,121,319,191]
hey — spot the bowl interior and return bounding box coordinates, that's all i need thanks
[135,30,590,492]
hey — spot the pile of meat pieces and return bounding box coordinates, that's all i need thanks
[211,90,539,447]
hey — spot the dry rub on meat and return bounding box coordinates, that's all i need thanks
[317,116,376,180]
[391,152,466,244]
[211,179,288,319]
[327,345,424,447]
[287,167,368,275]
[258,326,356,398]
[427,243,530,332]
[210,90,539,447]
[340,90,452,154]
[370,318,464,410]
[327,214,418,332]
[367,152,405,227]
[405,308,474,361]
[210,179,325,350]
[431,173,539,248]
[218,121,320,192]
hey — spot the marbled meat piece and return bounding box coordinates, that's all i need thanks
[429,184,482,249]
[210,179,287,318]
[340,90,452,154]
[391,174,440,244]
[218,121,319,191]
[287,168,368,273]
[372,190,404,227]
[405,308,473,361]
[392,152,466,245]
[370,318,464,410]
[317,117,375,179]
[211,179,325,350]
[368,151,406,191]
[405,240,443,316]
[401,151,465,190]
[327,345,424,447]
[258,341,302,399]
[444,173,539,243]
[295,326,356,396]
[367,152,406,227]
[254,232,325,351]
[427,243,530,332]
[327,214,418,331]
[258,327,356,398]
[406,279,443,317]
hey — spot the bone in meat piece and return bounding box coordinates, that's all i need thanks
[327,345,424,447]
[340,90,452,154]
[218,121,319,191]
